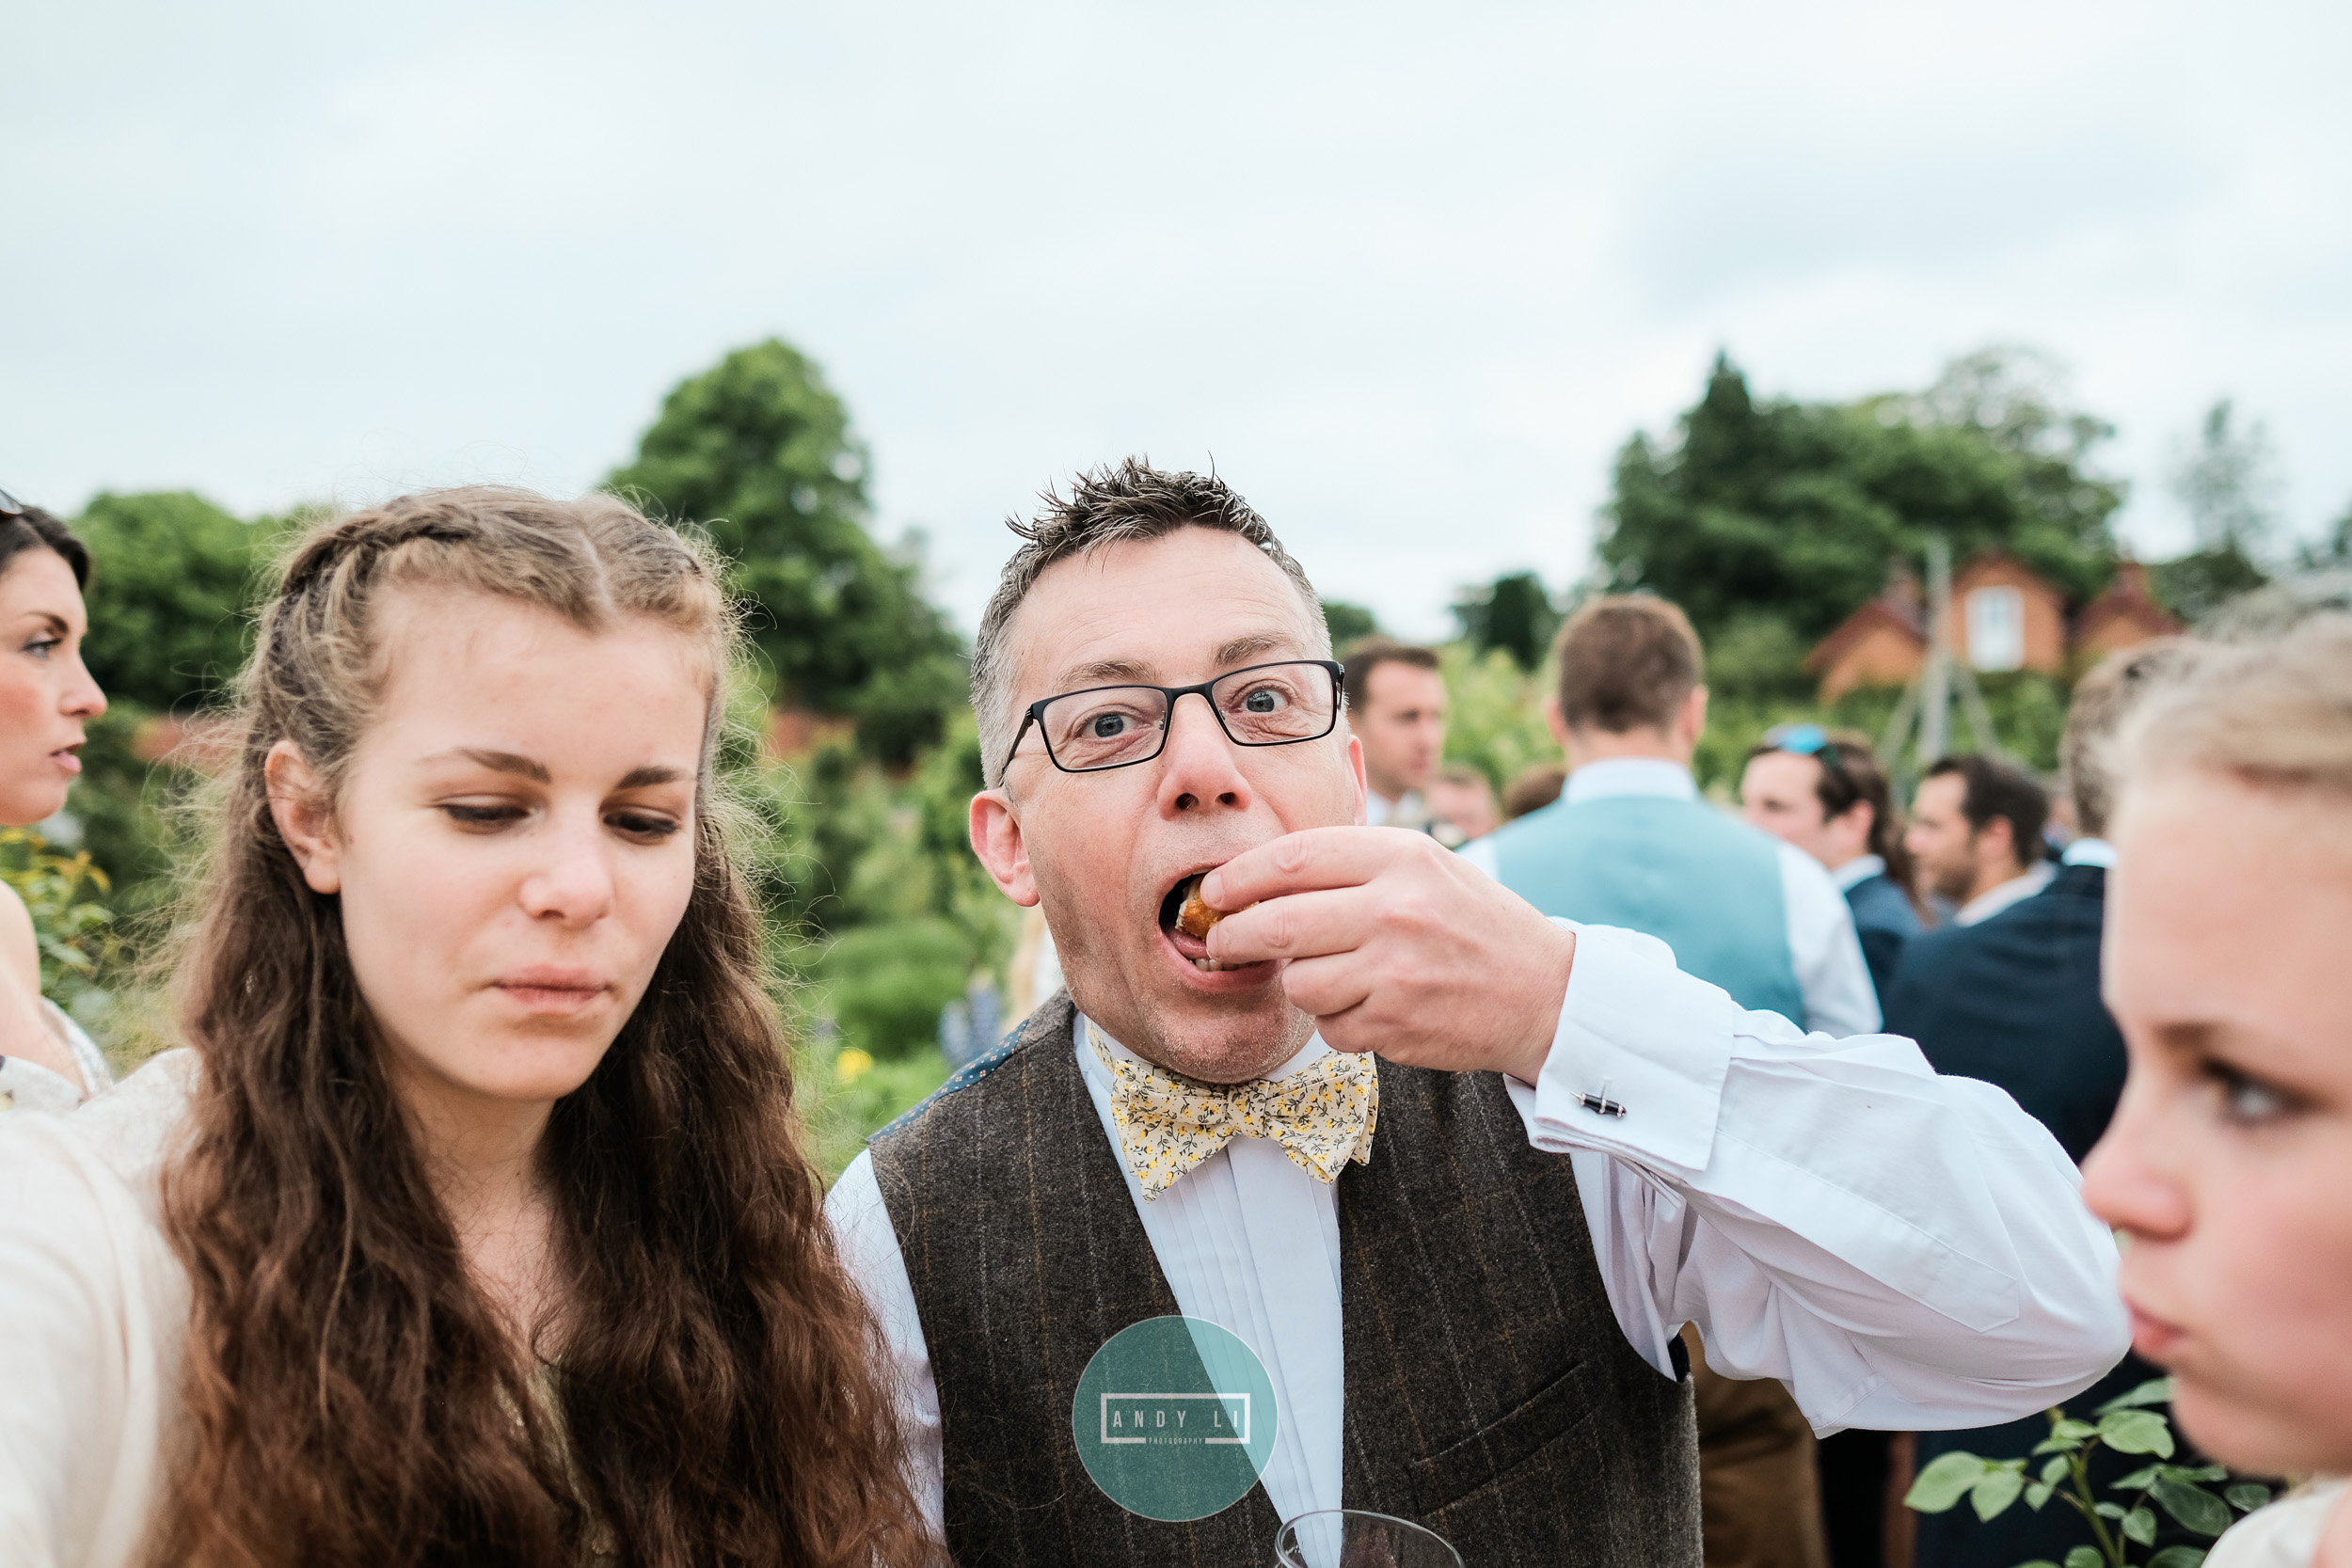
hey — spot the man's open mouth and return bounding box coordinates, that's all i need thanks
[1158,870,1246,973]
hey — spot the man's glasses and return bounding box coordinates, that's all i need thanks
[1762,721,1857,800]
[1003,659,1344,777]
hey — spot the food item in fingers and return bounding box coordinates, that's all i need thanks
[1176,875,1229,941]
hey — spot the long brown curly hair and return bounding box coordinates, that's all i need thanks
[152,487,934,1568]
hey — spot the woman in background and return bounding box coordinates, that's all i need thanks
[0,488,933,1567]
[0,488,111,1111]
[2082,616,2352,1566]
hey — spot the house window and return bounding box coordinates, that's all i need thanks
[1966,586,2025,672]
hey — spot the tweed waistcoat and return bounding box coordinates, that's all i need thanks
[1486,794,1805,1024]
[869,995,1701,1567]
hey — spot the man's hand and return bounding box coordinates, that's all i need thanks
[1202,826,1575,1082]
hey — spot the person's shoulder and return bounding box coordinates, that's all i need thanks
[1845,873,1924,933]
[2205,1478,2347,1567]
[0,878,37,990]
[0,1050,196,1238]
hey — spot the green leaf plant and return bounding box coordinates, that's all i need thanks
[1904,1378,2274,1568]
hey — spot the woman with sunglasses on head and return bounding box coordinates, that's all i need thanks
[1740,723,1925,1004]
[0,488,934,1568]
[0,488,112,1115]
[2079,617,2352,1567]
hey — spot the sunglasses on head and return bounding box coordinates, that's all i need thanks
[0,485,23,518]
[1763,722,1857,799]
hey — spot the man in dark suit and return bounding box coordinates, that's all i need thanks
[1886,640,2201,1568]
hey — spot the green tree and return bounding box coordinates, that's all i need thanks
[74,491,266,712]
[608,339,967,767]
[1321,600,1380,651]
[1598,350,2125,649]
[1453,571,1561,672]
[2170,399,2277,559]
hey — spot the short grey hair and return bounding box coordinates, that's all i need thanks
[973,459,1329,787]
[2060,638,2205,839]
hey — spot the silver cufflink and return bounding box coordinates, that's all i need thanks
[1575,1079,1627,1117]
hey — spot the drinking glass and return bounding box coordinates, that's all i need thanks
[1272,1509,1462,1568]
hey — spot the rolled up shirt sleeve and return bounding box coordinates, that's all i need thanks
[1510,920,2131,1434]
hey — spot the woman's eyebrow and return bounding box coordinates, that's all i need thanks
[615,765,690,789]
[444,748,552,783]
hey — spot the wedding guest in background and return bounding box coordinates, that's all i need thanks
[0,489,933,1568]
[1905,755,2052,926]
[1739,723,1926,1568]
[0,488,112,1114]
[1425,762,1499,847]
[1467,597,1879,1566]
[834,463,2127,1566]
[1741,725,1925,1007]
[1502,761,1566,819]
[2082,617,2352,1566]
[1889,640,2202,1568]
[1341,638,1445,830]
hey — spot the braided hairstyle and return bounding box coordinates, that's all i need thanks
[154,487,935,1568]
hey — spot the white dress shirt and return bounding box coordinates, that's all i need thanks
[2059,837,2117,869]
[1955,863,2057,926]
[1458,757,1882,1036]
[825,921,2130,1535]
[1364,789,1423,829]
[1830,853,1886,894]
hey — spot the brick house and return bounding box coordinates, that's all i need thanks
[1804,552,2180,704]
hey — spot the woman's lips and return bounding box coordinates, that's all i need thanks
[49,748,82,775]
[2125,1302,2187,1363]
[493,970,610,1010]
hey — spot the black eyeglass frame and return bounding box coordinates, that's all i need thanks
[1001,658,1346,779]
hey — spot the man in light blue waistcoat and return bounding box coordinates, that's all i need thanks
[1462,594,1879,1037]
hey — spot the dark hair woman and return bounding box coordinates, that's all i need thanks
[1739,723,1925,1002]
[0,486,112,1111]
[0,487,934,1568]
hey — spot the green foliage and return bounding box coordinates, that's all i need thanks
[1322,600,1380,650]
[817,919,970,1061]
[2169,400,2278,558]
[607,339,967,766]
[796,1040,953,1182]
[73,491,269,713]
[1599,349,2125,646]
[1436,644,1560,798]
[2296,501,2352,571]
[2150,546,2269,626]
[1453,572,1561,672]
[1906,1381,2272,1567]
[0,829,123,1015]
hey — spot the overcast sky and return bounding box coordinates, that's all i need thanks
[8,0,2346,640]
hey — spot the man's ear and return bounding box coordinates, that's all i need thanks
[1679,685,1710,748]
[264,740,343,895]
[1976,815,2017,872]
[1543,697,1572,753]
[969,790,1039,907]
[1345,732,1369,827]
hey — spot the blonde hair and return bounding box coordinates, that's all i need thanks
[2118,616,2352,803]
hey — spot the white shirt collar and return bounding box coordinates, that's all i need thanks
[2059,837,2117,868]
[1954,863,2057,926]
[1563,757,1697,805]
[1830,853,1886,893]
[1075,1014,1330,1085]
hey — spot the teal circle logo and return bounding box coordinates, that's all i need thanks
[1071,1316,1279,1521]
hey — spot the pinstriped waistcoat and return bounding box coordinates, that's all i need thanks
[868,995,1702,1567]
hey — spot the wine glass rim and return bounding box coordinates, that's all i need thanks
[1273,1508,1461,1565]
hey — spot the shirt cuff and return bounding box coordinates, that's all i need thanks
[1506,920,1738,1177]
[0,1057,85,1116]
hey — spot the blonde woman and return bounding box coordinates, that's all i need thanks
[2081,616,2352,1566]
[0,489,933,1567]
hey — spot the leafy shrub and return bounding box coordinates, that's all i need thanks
[818,918,969,1060]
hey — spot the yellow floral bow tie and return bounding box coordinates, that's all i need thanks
[1089,1029,1379,1201]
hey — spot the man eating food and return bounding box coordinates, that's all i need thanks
[825,459,2129,1567]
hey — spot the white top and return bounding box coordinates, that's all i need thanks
[0,1005,115,1116]
[825,920,2131,1536]
[1954,863,2057,926]
[1830,853,1886,894]
[2059,837,2117,869]
[1457,757,1883,1036]
[0,1050,195,1568]
[2208,1478,2348,1568]
[1364,789,1423,830]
